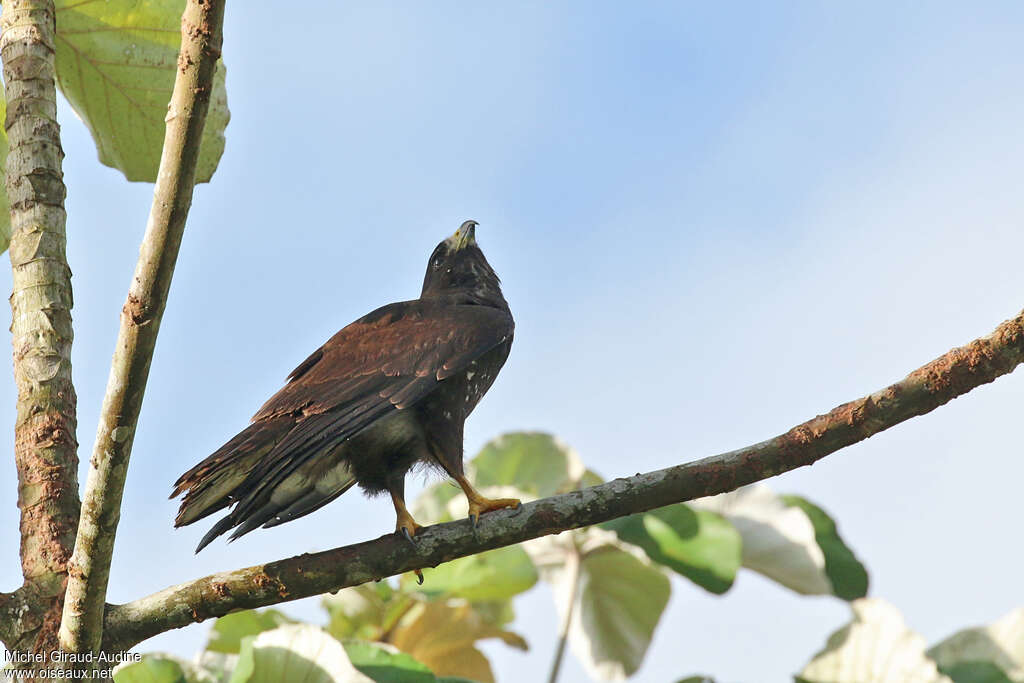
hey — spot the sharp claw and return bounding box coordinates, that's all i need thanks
[415,569,424,585]
[400,527,416,547]
[470,512,480,529]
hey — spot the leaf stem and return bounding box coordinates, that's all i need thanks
[547,544,582,683]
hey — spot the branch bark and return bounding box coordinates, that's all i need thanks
[58,0,226,656]
[1,0,79,654]
[100,307,1024,652]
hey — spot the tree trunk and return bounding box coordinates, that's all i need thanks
[0,0,79,656]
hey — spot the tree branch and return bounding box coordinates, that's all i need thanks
[0,585,39,646]
[1,0,79,653]
[59,0,226,656]
[100,308,1024,652]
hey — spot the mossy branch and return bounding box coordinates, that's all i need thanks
[100,308,1024,652]
[58,0,226,656]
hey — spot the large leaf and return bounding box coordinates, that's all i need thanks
[205,609,295,654]
[54,0,229,182]
[388,599,528,683]
[928,608,1024,683]
[323,582,415,642]
[469,432,592,498]
[114,653,218,683]
[693,484,867,598]
[934,663,1014,683]
[526,527,670,681]
[781,495,869,600]
[602,503,741,594]
[406,545,538,602]
[798,598,952,683]
[113,654,189,683]
[342,641,435,683]
[229,624,371,683]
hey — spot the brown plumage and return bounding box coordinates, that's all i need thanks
[172,221,519,552]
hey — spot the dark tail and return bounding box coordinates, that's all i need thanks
[171,417,293,539]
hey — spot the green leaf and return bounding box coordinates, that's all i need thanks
[113,655,188,683]
[469,600,517,628]
[693,484,856,596]
[781,495,869,600]
[0,94,9,255]
[206,609,295,654]
[676,678,717,683]
[54,0,229,183]
[602,503,741,594]
[113,653,222,683]
[342,641,435,683]
[470,432,595,498]
[799,598,952,683]
[323,582,414,642]
[229,625,371,683]
[408,545,538,602]
[938,662,1015,683]
[526,527,670,680]
[927,608,1023,683]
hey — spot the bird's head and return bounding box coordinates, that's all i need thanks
[421,220,507,310]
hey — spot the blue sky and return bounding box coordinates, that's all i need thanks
[3,2,1024,681]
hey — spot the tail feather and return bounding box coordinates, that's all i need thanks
[173,417,293,528]
[223,452,357,545]
[174,416,358,553]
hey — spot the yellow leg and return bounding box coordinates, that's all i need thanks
[454,474,521,527]
[390,490,424,585]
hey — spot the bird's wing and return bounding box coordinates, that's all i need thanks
[255,299,513,421]
[218,299,513,534]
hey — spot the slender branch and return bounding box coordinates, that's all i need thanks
[100,308,1024,651]
[1,0,79,653]
[59,0,226,655]
[547,545,581,683]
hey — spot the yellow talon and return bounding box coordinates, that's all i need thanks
[395,512,423,542]
[454,474,521,527]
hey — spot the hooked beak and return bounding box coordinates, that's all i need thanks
[450,220,478,250]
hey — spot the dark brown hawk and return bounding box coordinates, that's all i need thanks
[172,221,519,553]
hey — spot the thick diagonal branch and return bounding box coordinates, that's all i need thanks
[1,0,79,654]
[101,308,1024,652]
[59,0,226,655]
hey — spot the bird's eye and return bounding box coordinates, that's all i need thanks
[433,258,443,270]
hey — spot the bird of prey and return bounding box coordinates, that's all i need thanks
[172,220,520,553]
